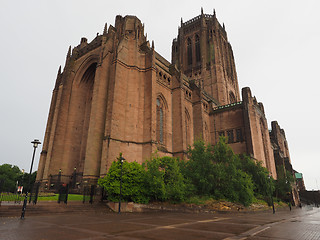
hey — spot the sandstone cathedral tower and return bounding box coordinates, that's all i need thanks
[37,10,294,194]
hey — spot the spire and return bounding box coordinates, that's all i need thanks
[201,7,204,15]
[103,22,108,35]
[67,45,71,58]
[152,40,154,49]
[181,17,183,26]
[223,23,225,30]
[65,45,71,67]
[213,8,216,16]
[57,65,61,76]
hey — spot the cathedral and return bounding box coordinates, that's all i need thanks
[36,10,296,198]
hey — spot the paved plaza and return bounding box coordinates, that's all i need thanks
[1,206,320,240]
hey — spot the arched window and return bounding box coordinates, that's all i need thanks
[185,109,191,147]
[229,91,236,104]
[157,97,166,144]
[195,35,201,63]
[187,38,192,66]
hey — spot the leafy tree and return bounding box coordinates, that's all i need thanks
[183,140,215,195]
[238,154,272,198]
[19,171,37,193]
[144,156,186,202]
[211,139,254,206]
[0,164,22,192]
[274,170,294,202]
[183,138,254,206]
[98,157,148,203]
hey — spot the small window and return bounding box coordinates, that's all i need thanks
[227,130,234,143]
[218,131,225,137]
[236,129,243,142]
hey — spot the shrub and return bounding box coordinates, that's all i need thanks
[98,158,148,203]
[144,156,186,202]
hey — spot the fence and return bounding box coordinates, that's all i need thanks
[0,179,23,203]
[83,185,96,204]
[1,177,107,207]
[49,172,83,192]
[29,182,40,204]
[58,184,69,204]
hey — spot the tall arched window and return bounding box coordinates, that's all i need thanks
[187,38,192,66]
[72,62,97,172]
[195,35,201,63]
[157,97,166,144]
[185,109,191,147]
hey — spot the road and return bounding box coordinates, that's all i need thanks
[1,206,319,239]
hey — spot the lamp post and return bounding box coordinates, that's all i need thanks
[57,169,62,191]
[118,156,125,214]
[268,175,275,214]
[21,139,41,219]
[72,167,77,189]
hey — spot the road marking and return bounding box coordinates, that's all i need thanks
[198,218,229,223]
[251,226,270,236]
[157,217,229,229]
[223,225,271,240]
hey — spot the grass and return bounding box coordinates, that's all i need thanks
[37,194,84,201]
[0,193,85,202]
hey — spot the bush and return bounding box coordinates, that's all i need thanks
[183,141,215,196]
[98,158,148,203]
[0,164,22,192]
[144,156,186,202]
[98,136,276,207]
[238,154,272,198]
[183,138,255,206]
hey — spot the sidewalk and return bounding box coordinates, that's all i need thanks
[1,207,318,240]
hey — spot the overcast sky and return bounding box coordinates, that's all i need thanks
[1,0,319,190]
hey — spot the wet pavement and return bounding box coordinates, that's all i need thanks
[1,206,320,240]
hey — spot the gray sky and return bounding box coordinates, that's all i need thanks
[1,0,319,190]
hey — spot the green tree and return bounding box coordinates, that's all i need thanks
[211,139,254,206]
[98,157,148,203]
[0,164,22,192]
[275,170,293,201]
[144,156,186,202]
[183,138,254,206]
[18,171,37,193]
[238,154,272,198]
[184,140,215,195]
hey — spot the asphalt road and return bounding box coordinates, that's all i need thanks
[1,206,319,240]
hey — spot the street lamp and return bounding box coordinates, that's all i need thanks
[268,175,275,214]
[118,156,125,214]
[57,169,62,191]
[72,167,77,189]
[21,139,41,219]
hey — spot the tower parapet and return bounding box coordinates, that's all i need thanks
[172,9,238,105]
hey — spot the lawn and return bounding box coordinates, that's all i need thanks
[0,193,85,202]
